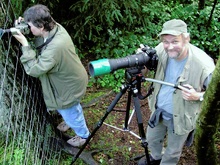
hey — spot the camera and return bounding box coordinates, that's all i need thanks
[88,45,158,77]
[10,21,30,35]
[0,21,30,37]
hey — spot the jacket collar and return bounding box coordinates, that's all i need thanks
[178,44,192,83]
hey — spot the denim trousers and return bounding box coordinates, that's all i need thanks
[57,103,90,139]
[147,118,189,165]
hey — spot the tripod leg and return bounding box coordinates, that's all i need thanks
[71,85,128,164]
[133,93,151,165]
[124,89,132,130]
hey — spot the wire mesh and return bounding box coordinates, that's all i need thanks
[0,1,63,165]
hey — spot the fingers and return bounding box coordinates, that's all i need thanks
[180,84,200,101]
[18,17,24,22]
[11,28,22,36]
[14,17,24,26]
[11,27,22,36]
[136,48,143,53]
[178,85,191,92]
[140,44,145,48]
[136,44,146,53]
[179,84,192,100]
[182,84,193,89]
[12,31,28,46]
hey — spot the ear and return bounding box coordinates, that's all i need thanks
[184,35,190,44]
[40,26,45,32]
[187,36,190,42]
[186,35,190,43]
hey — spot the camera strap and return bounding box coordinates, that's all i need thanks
[36,27,58,50]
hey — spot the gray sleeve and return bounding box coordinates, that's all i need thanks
[203,73,212,90]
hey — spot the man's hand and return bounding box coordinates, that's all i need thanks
[179,84,203,101]
[136,44,145,54]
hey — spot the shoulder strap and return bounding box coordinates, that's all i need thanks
[36,27,58,50]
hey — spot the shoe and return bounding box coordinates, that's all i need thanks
[138,154,161,165]
[57,121,70,132]
[67,136,87,147]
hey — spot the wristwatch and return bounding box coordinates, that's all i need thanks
[199,93,204,101]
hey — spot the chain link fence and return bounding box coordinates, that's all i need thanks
[0,2,64,165]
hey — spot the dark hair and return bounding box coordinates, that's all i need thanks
[24,4,56,31]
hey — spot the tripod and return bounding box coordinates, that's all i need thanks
[103,106,141,139]
[71,67,153,164]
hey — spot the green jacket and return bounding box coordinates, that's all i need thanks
[148,43,215,135]
[20,23,88,110]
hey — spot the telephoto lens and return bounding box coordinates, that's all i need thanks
[88,45,158,77]
[88,52,150,77]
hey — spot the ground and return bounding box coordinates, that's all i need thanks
[80,86,197,165]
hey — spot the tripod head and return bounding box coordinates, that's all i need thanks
[125,66,145,84]
[125,66,153,100]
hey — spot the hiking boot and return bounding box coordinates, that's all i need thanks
[138,154,161,165]
[57,121,70,132]
[67,136,87,147]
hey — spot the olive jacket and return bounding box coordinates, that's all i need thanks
[20,23,88,110]
[148,43,215,135]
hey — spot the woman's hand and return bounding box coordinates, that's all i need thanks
[13,17,29,46]
[13,30,29,46]
[14,17,25,25]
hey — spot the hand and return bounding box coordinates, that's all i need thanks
[13,30,29,46]
[13,17,28,46]
[136,44,145,54]
[14,17,25,25]
[180,84,200,101]
[141,66,148,76]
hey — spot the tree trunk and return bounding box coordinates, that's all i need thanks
[195,57,220,165]
[207,0,218,26]
[198,0,205,10]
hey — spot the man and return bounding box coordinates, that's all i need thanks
[13,4,90,147]
[138,19,215,164]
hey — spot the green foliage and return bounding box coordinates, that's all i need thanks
[8,0,34,16]
[9,0,23,16]
[0,136,26,165]
[65,0,149,46]
[78,1,220,91]
[167,3,220,59]
[11,148,25,164]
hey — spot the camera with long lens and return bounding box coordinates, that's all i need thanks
[88,45,158,77]
[0,21,30,37]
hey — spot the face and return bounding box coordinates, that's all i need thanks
[161,34,188,60]
[27,22,44,36]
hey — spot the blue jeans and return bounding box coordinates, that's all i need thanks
[57,103,90,139]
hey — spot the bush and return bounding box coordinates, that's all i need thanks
[84,1,220,91]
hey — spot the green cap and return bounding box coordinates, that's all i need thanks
[159,19,187,36]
